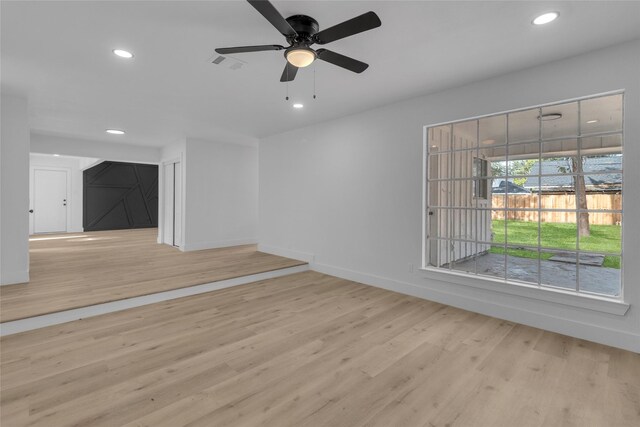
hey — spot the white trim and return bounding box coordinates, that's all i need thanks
[158,154,184,247]
[257,244,315,263]
[419,267,628,315]
[0,264,309,335]
[423,89,625,129]
[0,269,29,286]
[157,161,165,245]
[78,159,103,171]
[162,157,181,165]
[310,261,638,353]
[182,238,258,252]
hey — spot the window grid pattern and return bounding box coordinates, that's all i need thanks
[425,93,623,299]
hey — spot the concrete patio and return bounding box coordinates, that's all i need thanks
[451,252,621,296]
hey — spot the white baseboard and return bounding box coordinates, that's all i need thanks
[257,244,315,263]
[311,262,640,353]
[0,264,309,336]
[0,270,29,286]
[182,238,257,251]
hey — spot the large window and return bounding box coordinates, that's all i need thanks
[424,93,623,298]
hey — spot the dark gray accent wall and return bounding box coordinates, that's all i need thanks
[83,161,158,231]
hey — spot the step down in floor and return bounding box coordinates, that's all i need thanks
[0,264,309,336]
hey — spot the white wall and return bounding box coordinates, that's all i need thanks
[259,40,640,352]
[181,138,258,251]
[1,94,30,285]
[31,132,161,164]
[28,154,96,233]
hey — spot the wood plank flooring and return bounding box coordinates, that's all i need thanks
[0,229,305,322]
[1,271,638,426]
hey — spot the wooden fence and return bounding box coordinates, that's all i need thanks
[491,194,622,225]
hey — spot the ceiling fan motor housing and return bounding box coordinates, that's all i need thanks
[285,15,319,45]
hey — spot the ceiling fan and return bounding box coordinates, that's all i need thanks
[215,0,381,82]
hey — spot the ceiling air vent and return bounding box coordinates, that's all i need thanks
[209,54,247,71]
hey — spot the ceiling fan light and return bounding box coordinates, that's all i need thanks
[286,48,316,68]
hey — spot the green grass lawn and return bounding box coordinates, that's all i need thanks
[490,220,621,269]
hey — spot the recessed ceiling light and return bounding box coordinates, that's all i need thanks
[532,12,559,25]
[106,129,125,135]
[538,113,562,121]
[586,119,598,124]
[293,103,304,109]
[113,49,134,59]
[53,154,60,157]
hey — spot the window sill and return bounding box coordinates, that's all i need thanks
[419,267,629,316]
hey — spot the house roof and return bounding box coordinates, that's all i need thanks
[523,156,622,190]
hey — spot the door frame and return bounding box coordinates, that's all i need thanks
[427,154,440,267]
[30,166,72,234]
[158,156,184,250]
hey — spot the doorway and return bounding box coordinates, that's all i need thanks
[163,161,182,247]
[32,168,68,233]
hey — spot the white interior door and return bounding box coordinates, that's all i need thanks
[162,162,181,247]
[34,169,68,233]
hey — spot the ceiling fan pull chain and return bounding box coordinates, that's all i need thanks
[285,70,289,101]
[313,64,317,100]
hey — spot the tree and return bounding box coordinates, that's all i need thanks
[558,157,590,238]
[511,159,537,186]
[491,161,506,178]
[491,159,536,186]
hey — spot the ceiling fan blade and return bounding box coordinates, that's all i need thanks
[314,11,381,45]
[215,45,285,54]
[316,49,368,73]
[247,0,298,37]
[280,62,298,82]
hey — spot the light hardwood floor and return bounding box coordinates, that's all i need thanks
[1,271,638,426]
[0,228,305,322]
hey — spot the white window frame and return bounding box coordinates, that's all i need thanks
[421,91,629,316]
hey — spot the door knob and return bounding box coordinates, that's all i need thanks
[29,209,34,213]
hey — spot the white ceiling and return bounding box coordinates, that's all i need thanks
[2,1,640,147]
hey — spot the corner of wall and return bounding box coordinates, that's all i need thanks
[257,244,315,263]
[0,269,30,286]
